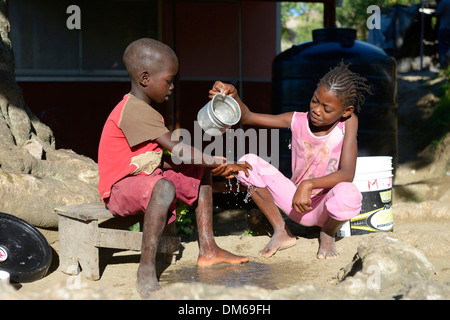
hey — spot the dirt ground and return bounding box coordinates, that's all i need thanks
[2,71,450,300]
[7,211,450,299]
[5,212,448,300]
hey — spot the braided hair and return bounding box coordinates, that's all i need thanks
[318,61,372,113]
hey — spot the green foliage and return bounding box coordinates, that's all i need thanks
[336,0,423,39]
[127,200,197,235]
[336,0,376,40]
[280,0,423,49]
[128,222,141,232]
[418,67,450,148]
[280,2,305,26]
[242,230,257,237]
[176,200,196,236]
[280,2,323,50]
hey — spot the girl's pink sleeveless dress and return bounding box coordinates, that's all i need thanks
[237,112,362,227]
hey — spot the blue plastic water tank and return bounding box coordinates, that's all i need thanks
[272,28,397,176]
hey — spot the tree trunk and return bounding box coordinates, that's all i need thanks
[0,0,100,228]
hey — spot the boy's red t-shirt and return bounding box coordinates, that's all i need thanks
[98,94,170,200]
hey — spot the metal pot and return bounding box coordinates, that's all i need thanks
[197,93,241,136]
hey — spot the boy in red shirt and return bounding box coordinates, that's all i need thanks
[98,38,250,298]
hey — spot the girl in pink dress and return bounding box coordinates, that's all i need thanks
[209,62,372,259]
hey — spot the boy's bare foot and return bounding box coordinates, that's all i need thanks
[197,247,249,267]
[259,231,297,258]
[317,230,339,259]
[136,267,161,299]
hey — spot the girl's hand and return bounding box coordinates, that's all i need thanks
[292,180,313,214]
[209,81,255,125]
[209,81,239,100]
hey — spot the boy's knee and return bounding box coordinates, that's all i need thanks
[155,178,176,194]
[153,179,176,204]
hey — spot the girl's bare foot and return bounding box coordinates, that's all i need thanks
[197,247,249,267]
[317,230,339,259]
[259,231,297,258]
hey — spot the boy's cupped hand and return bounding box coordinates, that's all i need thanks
[211,159,252,179]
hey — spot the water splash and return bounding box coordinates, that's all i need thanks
[226,179,233,191]
[243,186,254,204]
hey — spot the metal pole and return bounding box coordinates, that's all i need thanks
[238,0,244,159]
[420,1,424,70]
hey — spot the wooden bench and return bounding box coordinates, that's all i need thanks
[55,202,180,281]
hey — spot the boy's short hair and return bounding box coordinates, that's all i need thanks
[123,38,177,80]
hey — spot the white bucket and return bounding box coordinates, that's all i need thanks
[0,270,10,284]
[197,93,241,136]
[337,156,394,237]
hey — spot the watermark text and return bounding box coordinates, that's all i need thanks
[367,5,381,30]
[66,5,81,30]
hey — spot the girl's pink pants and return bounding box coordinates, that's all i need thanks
[236,154,362,227]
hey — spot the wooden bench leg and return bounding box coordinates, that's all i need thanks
[160,222,178,264]
[58,214,101,280]
[57,202,181,281]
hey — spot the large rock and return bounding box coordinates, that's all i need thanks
[0,86,99,228]
[0,141,100,228]
[0,12,100,228]
[337,236,435,298]
[0,50,100,227]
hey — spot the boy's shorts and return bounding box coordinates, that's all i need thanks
[105,165,205,224]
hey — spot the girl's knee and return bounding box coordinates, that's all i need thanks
[237,153,282,188]
[334,182,362,203]
[238,153,261,166]
[237,154,264,186]
[326,182,362,221]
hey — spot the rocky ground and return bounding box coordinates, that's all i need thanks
[1,71,449,300]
